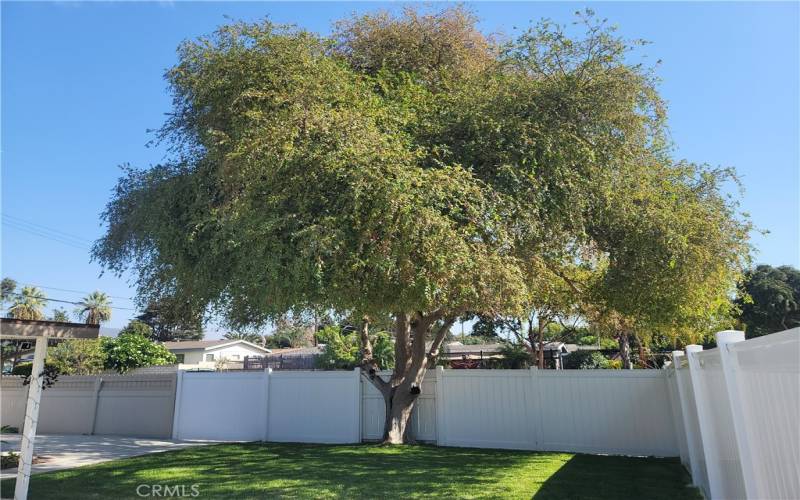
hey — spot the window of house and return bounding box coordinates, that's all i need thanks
[175,354,185,363]
[205,353,215,362]
[230,354,240,360]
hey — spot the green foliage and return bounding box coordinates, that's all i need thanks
[1,277,17,307]
[93,7,750,347]
[564,350,616,370]
[578,335,619,350]
[1,451,19,470]
[460,335,501,345]
[0,425,18,434]
[75,291,112,325]
[469,315,503,338]
[223,331,263,344]
[119,319,154,338]
[316,326,359,370]
[737,264,800,337]
[497,343,531,369]
[101,334,177,374]
[50,308,70,322]
[371,331,395,370]
[136,299,204,341]
[8,286,46,320]
[47,339,106,375]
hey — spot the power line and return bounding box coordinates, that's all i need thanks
[21,283,135,302]
[2,214,94,251]
[5,292,137,311]
[2,214,94,243]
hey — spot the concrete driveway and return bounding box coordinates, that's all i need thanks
[1,434,207,479]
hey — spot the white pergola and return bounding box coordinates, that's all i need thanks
[1,318,99,500]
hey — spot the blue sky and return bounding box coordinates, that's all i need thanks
[2,2,798,332]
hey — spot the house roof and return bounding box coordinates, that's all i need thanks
[162,339,270,353]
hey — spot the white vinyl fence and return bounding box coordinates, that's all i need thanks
[172,369,361,443]
[669,328,800,500]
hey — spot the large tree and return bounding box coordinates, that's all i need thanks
[737,264,800,336]
[94,7,750,443]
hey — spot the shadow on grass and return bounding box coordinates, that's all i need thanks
[0,442,701,499]
[533,454,702,500]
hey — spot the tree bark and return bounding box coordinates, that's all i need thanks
[537,319,545,369]
[618,332,632,370]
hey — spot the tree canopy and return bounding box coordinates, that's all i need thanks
[737,264,800,336]
[94,6,751,441]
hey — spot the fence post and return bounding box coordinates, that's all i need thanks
[716,330,759,499]
[529,366,542,450]
[262,368,272,442]
[353,368,362,443]
[171,370,184,440]
[434,366,446,446]
[89,376,103,435]
[670,352,692,473]
[686,344,721,500]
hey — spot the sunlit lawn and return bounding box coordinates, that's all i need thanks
[0,442,701,499]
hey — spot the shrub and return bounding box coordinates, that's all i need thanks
[47,339,106,375]
[316,326,358,370]
[497,344,531,369]
[101,334,176,373]
[1,452,19,470]
[564,350,614,369]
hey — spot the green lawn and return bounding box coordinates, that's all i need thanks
[1,443,701,499]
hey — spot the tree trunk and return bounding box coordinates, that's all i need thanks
[618,332,632,370]
[360,311,457,445]
[537,320,545,369]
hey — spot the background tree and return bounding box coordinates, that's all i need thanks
[8,286,47,320]
[75,291,112,325]
[223,331,263,344]
[94,7,750,442]
[50,307,70,322]
[47,339,106,375]
[737,264,800,336]
[1,277,17,311]
[136,298,203,341]
[101,333,176,373]
[118,319,155,338]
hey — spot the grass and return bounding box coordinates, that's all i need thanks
[0,442,701,499]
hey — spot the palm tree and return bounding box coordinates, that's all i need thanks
[75,291,112,325]
[223,331,263,345]
[8,286,47,320]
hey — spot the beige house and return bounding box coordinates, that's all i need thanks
[163,339,271,370]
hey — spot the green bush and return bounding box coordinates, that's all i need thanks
[564,350,615,369]
[1,452,19,470]
[316,326,358,370]
[48,339,106,375]
[577,335,618,350]
[497,344,531,369]
[101,334,176,373]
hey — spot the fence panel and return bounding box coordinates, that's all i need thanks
[94,374,177,438]
[0,377,26,430]
[537,370,677,456]
[730,328,799,499]
[438,370,535,450]
[692,349,746,500]
[37,377,97,434]
[173,371,266,441]
[268,370,360,444]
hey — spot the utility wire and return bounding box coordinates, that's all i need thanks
[2,214,94,251]
[21,283,135,302]
[5,291,137,311]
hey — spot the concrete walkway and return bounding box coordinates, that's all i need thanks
[0,434,207,479]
